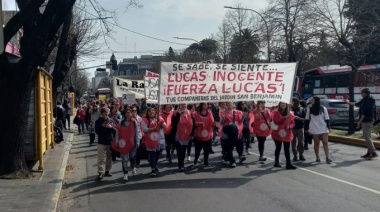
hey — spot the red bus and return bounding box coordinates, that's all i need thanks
[300,64,380,110]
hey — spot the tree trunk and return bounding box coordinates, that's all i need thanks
[0,66,35,178]
[52,9,73,96]
[348,69,357,135]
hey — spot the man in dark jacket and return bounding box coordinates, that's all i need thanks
[54,102,66,131]
[347,88,378,159]
[95,108,116,181]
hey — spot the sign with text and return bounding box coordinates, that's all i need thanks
[158,62,297,104]
[113,77,145,101]
[146,70,159,78]
[144,76,159,104]
[122,93,136,105]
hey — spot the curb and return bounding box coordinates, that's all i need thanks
[51,133,73,212]
[329,134,380,150]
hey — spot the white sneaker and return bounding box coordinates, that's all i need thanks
[187,156,191,161]
[132,168,137,175]
[231,163,237,168]
[123,174,129,181]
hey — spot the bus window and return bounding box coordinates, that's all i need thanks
[314,76,324,88]
[325,75,336,88]
[336,73,349,87]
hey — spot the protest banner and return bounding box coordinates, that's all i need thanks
[144,76,159,104]
[145,70,159,78]
[113,77,145,101]
[158,62,297,105]
[121,93,136,105]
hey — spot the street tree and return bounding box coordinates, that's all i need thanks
[229,28,261,63]
[311,0,380,134]
[266,0,318,74]
[214,19,232,63]
[0,0,140,178]
[0,0,77,178]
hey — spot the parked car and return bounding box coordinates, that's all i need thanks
[317,99,359,127]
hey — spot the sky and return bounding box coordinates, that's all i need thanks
[2,0,269,76]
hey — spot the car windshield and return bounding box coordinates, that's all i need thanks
[329,102,348,108]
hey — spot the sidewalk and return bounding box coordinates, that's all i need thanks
[0,132,73,212]
[329,134,380,150]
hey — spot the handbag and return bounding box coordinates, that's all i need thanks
[73,116,79,125]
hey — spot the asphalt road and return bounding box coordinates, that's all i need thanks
[58,134,380,212]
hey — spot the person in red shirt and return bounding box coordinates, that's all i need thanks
[192,103,215,167]
[186,104,197,162]
[219,102,245,167]
[251,101,272,161]
[271,102,297,170]
[76,105,86,133]
[141,107,166,176]
[160,104,174,163]
[171,104,196,172]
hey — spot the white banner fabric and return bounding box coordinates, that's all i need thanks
[158,62,297,105]
[144,76,159,104]
[113,77,145,100]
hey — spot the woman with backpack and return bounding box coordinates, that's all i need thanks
[305,96,332,164]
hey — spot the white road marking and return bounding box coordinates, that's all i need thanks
[251,152,380,195]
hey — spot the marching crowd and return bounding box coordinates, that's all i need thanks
[55,88,378,182]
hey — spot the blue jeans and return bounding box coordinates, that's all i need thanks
[121,154,136,174]
[242,128,251,149]
[148,150,160,170]
[77,120,84,133]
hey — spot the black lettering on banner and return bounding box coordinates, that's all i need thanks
[132,81,145,88]
[147,90,158,101]
[145,77,158,88]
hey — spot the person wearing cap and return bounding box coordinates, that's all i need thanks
[171,103,196,172]
[346,88,378,159]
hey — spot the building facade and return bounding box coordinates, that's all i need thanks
[117,55,162,76]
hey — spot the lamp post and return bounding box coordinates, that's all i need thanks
[173,37,205,60]
[224,6,271,63]
[173,37,199,43]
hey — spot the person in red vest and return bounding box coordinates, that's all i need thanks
[251,101,272,162]
[271,102,297,170]
[219,102,246,167]
[160,104,174,163]
[76,105,86,134]
[115,107,142,181]
[192,103,215,167]
[171,103,196,172]
[142,107,166,176]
